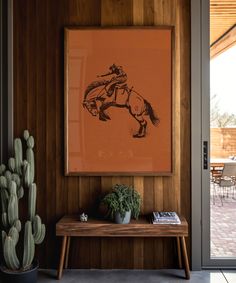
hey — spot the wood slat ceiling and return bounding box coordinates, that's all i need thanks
[211,0,236,45]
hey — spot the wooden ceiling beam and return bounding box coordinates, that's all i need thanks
[210,0,236,45]
[211,24,236,58]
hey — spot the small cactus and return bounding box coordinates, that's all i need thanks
[0,130,45,271]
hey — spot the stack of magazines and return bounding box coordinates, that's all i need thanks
[152,211,181,224]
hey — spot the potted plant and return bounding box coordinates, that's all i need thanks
[0,130,45,283]
[101,184,141,224]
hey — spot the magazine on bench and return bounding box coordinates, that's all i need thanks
[152,211,181,224]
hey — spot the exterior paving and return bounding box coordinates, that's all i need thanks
[211,185,236,258]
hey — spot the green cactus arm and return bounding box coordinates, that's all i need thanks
[29,183,37,221]
[2,230,7,247]
[9,181,17,195]
[27,136,34,149]
[26,148,34,184]
[23,130,30,140]
[12,174,21,188]
[8,194,18,226]
[3,236,20,270]
[9,226,19,245]
[14,138,23,175]
[0,176,7,188]
[35,224,46,245]
[17,186,24,199]
[1,188,9,213]
[24,162,31,188]
[0,164,6,175]
[8,158,16,173]
[14,219,21,232]
[22,221,35,269]
[33,215,42,242]
[3,236,12,269]
[4,170,12,184]
[2,212,8,227]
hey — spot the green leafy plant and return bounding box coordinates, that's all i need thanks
[102,184,141,220]
[0,130,45,271]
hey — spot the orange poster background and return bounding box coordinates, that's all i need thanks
[65,28,172,175]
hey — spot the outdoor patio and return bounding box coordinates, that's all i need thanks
[211,186,236,258]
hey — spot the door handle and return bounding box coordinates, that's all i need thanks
[203,141,208,170]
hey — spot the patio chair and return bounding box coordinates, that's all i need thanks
[212,162,236,206]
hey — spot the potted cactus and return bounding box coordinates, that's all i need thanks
[0,130,45,283]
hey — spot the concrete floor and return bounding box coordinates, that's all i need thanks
[38,269,236,283]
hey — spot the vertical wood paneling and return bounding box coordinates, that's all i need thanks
[45,0,58,266]
[13,0,191,269]
[26,1,36,134]
[100,0,134,269]
[179,0,191,255]
[101,0,133,26]
[35,0,48,264]
[14,1,28,135]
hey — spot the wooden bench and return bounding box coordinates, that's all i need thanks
[56,215,190,280]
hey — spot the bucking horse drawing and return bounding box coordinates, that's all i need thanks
[82,64,160,138]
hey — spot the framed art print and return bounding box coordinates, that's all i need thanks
[65,27,173,175]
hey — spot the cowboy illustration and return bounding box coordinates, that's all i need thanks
[83,63,160,138]
[97,64,127,98]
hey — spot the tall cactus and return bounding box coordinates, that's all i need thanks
[0,130,46,271]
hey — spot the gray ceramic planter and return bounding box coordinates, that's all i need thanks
[115,210,131,224]
[0,260,38,283]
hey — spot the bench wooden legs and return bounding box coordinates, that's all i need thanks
[176,237,182,269]
[57,236,68,280]
[57,236,190,280]
[65,236,71,269]
[180,236,190,280]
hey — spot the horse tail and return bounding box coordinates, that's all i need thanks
[84,79,109,99]
[144,100,160,126]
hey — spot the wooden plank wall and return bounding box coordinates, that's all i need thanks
[211,128,236,158]
[13,0,190,269]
